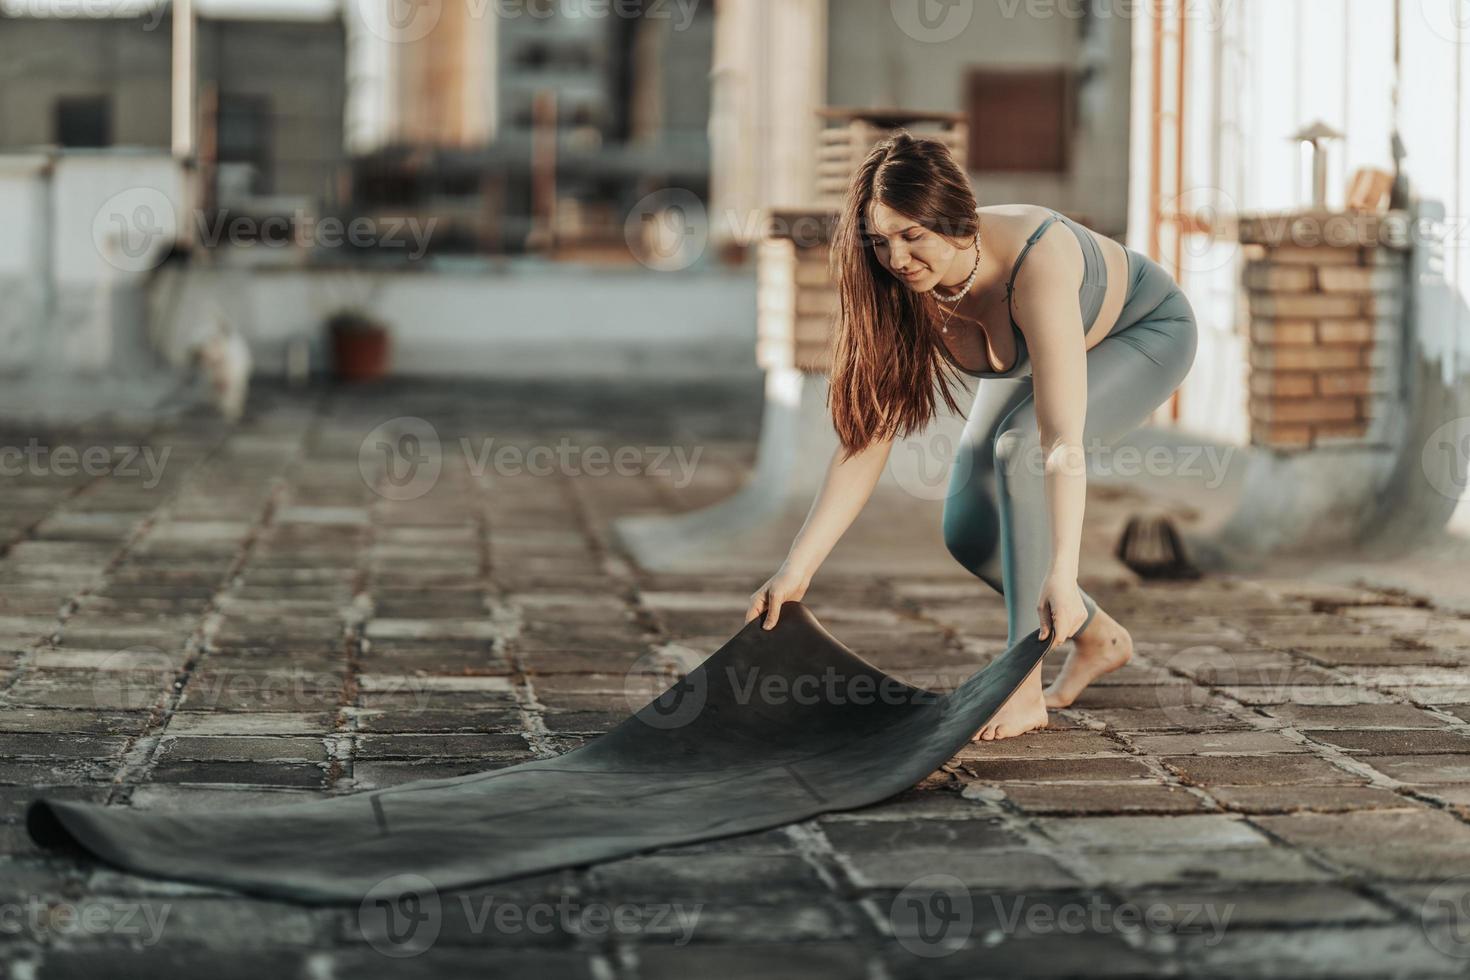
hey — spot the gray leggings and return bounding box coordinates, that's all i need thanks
[941,250,1199,646]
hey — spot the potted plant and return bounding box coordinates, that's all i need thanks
[326,307,391,382]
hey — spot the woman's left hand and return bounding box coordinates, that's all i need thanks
[1037,571,1088,649]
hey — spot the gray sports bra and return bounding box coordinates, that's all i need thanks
[939,208,1109,379]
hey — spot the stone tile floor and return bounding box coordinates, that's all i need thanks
[2,380,1470,978]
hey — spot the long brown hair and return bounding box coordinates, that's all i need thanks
[827,131,977,460]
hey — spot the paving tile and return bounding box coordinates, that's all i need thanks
[1037,814,1269,851]
[0,708,150,735]
[349,758,527,788]
[1161,753,1366,787]
[1360,754,1470,784]
[1209,785,1419,814]
[354,733,528,758]
[1082,706,1254,732]
[637,944,870,980]
[587,853,827,901]
[1120,883,1395,928]
[1253,810,1470,879]
[1304,729,1470,754]
[1127,731,1307,755]
[950,729,1126,761]
[844,849,1080,890]
[819,817,1024,852]
[1077,846,1334,887]
[154,735,330,764]
[991,782,1211,815]
[0,734,128,760]
[1174,925,1461,978]
[1259,703,1451,728]
[962,758,1154,783]
[164,712,337,736]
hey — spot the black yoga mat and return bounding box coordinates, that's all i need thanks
[28,601,1049,905]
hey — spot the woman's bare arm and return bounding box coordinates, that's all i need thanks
[746,433,895,628]
[1010,240,1091,642]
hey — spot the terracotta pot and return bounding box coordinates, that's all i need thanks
[327,314,391,383]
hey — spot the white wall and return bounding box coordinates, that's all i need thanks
[1135,0,1470,550]
[152,263,761,380]
[826,0,1133,235]
[0,150,187,376]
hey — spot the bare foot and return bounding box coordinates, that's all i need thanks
[1043,608,1134,708]
[973,663,1049,741]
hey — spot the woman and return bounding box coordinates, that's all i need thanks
[744,132,1198,740]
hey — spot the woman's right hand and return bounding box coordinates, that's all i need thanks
[746,562,813,630]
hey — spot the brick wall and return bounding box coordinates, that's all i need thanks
[756,210,838,373]
[1239,210,1410,451]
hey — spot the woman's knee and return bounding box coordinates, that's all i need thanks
[941,491,998,575]
[992,425,1041,484]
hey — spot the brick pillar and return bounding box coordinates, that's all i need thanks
[756,209,838,374]
[1238,210,1411,451]
[754,109,967,377]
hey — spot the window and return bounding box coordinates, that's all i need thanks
[54,96,111,148]
[965,68,1073,173]
[217,94,273,194]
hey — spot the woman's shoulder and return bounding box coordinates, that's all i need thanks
[976,203,1054,228]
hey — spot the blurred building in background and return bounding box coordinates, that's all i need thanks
[0,0,1466,561]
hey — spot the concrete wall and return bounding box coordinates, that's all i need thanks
[0,14,345,199]
[826,1,1133,236]
[0,151,187,378]
[1171,0,1470,557]
[151,263,760,381]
